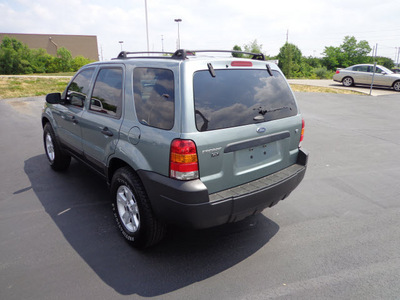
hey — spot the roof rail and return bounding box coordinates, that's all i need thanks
[114,49,265,61]
[188,50,265,61]
[115,51,174,59]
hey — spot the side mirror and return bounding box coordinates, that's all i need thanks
[46,93,62,104]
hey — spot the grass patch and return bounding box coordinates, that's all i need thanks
[290,84,364,95]
[0,76,71,99]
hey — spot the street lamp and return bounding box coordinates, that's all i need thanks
[145,0,149,52]
[119,41,124,51]
[174,18,182,49]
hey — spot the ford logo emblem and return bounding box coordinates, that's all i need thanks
[257,127,266,133]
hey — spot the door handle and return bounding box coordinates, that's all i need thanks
[101,127,114,137]
[71,116,78,124]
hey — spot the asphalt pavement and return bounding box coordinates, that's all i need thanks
[1,93,400,299]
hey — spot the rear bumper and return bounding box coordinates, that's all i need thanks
[139,148,309,229]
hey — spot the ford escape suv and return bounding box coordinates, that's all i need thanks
[42,49,309,248]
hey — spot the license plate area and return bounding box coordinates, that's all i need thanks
[233,142,281,175]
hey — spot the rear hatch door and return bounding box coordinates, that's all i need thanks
[190,63,303,194]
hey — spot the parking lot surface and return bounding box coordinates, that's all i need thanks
[1,92,400,299]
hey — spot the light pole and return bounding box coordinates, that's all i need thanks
[174,18,182,49]
[145,0,150,52]
[119,41,124,51]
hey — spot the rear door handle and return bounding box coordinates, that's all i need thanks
[101,127,113,137]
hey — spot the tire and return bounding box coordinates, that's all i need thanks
[111,167,166,248]
[43,123,71,171]
[342,77,354,87]
[393,81,400,92]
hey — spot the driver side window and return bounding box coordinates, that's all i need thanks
[66,68,94,108]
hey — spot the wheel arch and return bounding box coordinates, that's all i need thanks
[392,80,400,91]
[107,157,132,184]
[42,116,50,128]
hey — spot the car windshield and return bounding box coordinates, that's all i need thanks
[378,65,394,74]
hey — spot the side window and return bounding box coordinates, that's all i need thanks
[66,68,94,108]
[353,66,368,72]
[90,67,123,118]
[133,68,174,130]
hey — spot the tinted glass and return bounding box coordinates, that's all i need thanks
[90,68,123,118]
[66,68,94,107]
[133,68,174,130]
[193,69,297,131]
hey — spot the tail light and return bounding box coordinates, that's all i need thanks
[170,139,199,180]
[335,70,340,74]
[299,118,305,147]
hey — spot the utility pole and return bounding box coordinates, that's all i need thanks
[161,35,164,52]
[286,29,289,43]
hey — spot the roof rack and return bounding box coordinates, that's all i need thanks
[115,51,175,59]
[115,49,265,61]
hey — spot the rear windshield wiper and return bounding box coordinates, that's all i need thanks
[254,106,291,116]
[207,63,216,77]
[253,106,291,122]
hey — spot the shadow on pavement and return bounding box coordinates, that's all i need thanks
[24,154,279,296]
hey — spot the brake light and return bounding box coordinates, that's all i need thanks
[299,118,305,146]
[231,61,253,67]
[335,70,340,74]
[170,139,199,180]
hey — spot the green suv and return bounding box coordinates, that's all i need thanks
[42,49,309,248]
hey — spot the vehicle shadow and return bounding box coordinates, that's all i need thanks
[24,154,279,296]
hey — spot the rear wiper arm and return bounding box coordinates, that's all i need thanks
[207,63,216,77]
[254,106,291,116]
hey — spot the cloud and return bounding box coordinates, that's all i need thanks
[1,0,400,60]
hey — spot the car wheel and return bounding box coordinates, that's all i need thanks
[43,123,71,171]
[342,77,354,87]
[111,167,166,248]
[393,81,400,92]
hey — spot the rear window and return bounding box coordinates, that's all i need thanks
[193,69,297,131]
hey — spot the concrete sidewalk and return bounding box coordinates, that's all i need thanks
[288,79,399,96]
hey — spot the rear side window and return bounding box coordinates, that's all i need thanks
[66,68,94,107]
[353,65,369,72]
[90,67,123,118]
[133,68,174,130]
[193,69,297,131]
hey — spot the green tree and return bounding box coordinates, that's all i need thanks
[31,48,55,73]
[71,55,93,71]
[244,39,263,54]
[56,47,72,72]
[372,56,394,69]
[0,36,33,74]
[232,45,243,58]
[232,40,267,59]
[277,42,302,78]
[322,36,371,70]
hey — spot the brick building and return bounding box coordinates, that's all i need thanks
[0,33,99,61]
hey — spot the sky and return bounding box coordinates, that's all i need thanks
[1,0,400,62]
